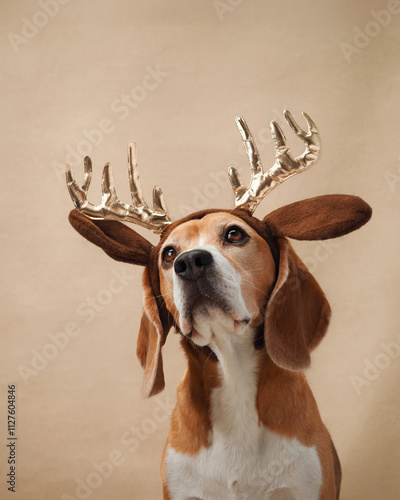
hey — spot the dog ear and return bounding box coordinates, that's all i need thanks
[262,194,371,369]
[69,209,170,396]
[263,194,372,240]
[264,238,331,371]
[136,267,170,398]
[68,209,153,265]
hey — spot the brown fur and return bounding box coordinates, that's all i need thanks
[68,209,153,265]
[165,339,221,455]
[264,194,372,241]
[136,268,169,397]
[264,238,331,370]
[256,352,340,497]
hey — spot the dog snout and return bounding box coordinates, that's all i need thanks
[174,249,213,281]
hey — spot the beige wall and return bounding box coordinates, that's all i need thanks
[1,0,400,498]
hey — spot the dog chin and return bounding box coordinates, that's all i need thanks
[181,297,250,347]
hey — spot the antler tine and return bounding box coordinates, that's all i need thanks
[235,116,263,175]
[101,162,120,213]
[228,116,263,204]
[127,141,147,207]
[284,110,321,163]
[127,141,169,216]
[229,110,321,213]
[152,185,168,214]
[65,142,171,234]
[66,156,102,218]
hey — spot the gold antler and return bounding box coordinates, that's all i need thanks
[66,141,171,234]
[228,110,321,213]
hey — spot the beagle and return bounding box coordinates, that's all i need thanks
[66,111,372,499]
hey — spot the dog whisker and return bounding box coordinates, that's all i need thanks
[203,348,216,374]
[243,266,271,273]
[240,277,270,297]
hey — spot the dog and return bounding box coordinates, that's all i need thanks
[66,111,372,499]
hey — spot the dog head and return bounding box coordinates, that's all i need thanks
[158,210,276,344]
[67,112,372,397]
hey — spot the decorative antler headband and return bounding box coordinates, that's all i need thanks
[66,110,321,232]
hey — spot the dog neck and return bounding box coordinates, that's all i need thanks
[209,324,259,384]
[180,321,263,417]
[177,321,267,457]
[210,326,262,437]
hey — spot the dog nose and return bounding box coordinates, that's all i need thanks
[174,249,213,281]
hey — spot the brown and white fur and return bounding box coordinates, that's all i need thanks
[157,212,340,500]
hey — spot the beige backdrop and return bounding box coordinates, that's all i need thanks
[1,0,400,499]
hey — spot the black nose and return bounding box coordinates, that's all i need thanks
[174,249,213,281]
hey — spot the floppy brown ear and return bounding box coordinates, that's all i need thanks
[264,194,372,240]
[136,267,170,398]
[264,238,331,371]
[68,209,153,265]
[69,210,169,396]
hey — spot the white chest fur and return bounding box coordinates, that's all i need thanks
[165,330,322,500]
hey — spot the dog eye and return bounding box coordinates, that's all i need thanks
[163,246,177,264]
[225,226,247,244]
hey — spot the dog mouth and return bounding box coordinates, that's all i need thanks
[174,266,251,340]
[180,294,250,339]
